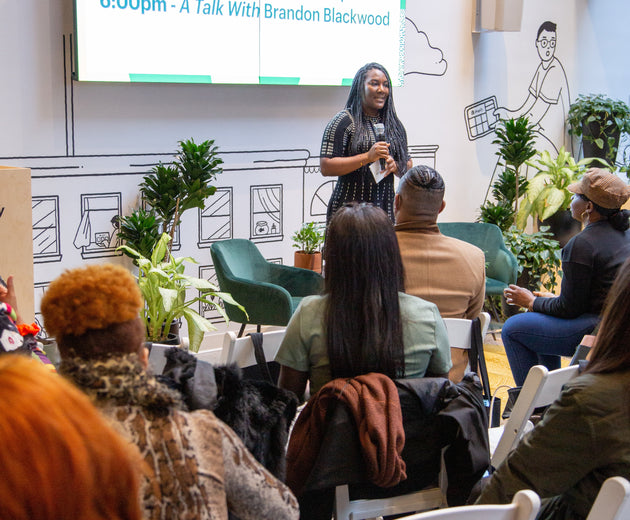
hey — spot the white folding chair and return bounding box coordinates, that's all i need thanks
[587,476,630,520]
[220,329,286,367]
[334,454,448,520]
[442,312,491,352]
[489,364,580,469]
[394,489,540,520]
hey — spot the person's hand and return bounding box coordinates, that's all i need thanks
[533,291,555,298]
[382,155,398,178]
[367,141,390,166]
[493,107,509,122]
[0,275,22,323]
[503,284,536,310]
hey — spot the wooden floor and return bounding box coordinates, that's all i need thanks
[484,331,516,415]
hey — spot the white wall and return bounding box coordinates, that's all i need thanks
[0,0,628,332]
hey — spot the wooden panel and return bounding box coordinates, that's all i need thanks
[0,166,34,322]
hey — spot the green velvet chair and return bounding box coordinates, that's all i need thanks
[210,239,324,337]
[437,222,518,298]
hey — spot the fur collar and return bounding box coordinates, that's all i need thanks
[60,354,183,414]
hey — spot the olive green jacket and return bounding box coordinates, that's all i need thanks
[477,370,630,519]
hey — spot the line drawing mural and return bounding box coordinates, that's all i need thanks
[465,21,573,202]
[466,21,570,154]
[198,187,233,248]
[74,192,122,259]
[493,21,570,154]
[404,17,447,77]
[250,184,283,242]
[32,196,62,263]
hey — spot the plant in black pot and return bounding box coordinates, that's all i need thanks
[567,94,630,167]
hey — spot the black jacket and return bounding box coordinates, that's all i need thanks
[298,374,490,520]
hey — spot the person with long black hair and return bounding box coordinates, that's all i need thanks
[320,63,412,223]
[477,255,630,519]
[275,203,451,401]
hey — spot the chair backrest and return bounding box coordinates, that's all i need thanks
[491,364,580,469]
[211,238,268,281]
[438,222,518,287]
[442,312,491,350]
[587,476,630,520]
[335,473,447,520]
[220,329,286,368]
[394,489,540,520]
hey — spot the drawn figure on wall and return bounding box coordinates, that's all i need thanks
[494,21,570,154]
[320,62,412,223]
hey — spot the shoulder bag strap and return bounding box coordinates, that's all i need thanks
[469,317,492,401]
[247,332,274,384]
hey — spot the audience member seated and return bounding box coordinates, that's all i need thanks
[0,274,55,369]
[394,165,486,381]
[502,168,630,385]
[40,264,299,520]
[0,355,144,520]
[476,255,630,519]
[275,202,451,402]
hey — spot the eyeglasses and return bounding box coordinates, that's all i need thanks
[537,39,556,48]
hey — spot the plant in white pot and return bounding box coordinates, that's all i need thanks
[292,221,325,273]
[119,233,245,352]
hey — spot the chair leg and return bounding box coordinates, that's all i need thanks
[237,323,246,338]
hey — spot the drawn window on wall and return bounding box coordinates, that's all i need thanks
[34,282,49,338]
[73,192,122,259]
[198,187,232,248]
[32,196,62,263]
[250,184,283,242]
[311,180,336,219]
[198,265,227,324]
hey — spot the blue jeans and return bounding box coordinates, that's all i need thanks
[501,312,599,386]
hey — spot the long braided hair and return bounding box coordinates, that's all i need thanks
[345,62,409,176]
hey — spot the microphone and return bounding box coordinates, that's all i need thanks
[373,123,387,171]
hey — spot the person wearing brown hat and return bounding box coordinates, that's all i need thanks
[41,263,299,520]
[502,168,630,386]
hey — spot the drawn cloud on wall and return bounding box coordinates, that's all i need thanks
[404,18,447,77]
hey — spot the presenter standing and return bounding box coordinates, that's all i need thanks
[320,62,412,223]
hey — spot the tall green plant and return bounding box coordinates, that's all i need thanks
[140,138,223,245]
[492,117,537,224]
[478,169,529,232]
[117,208,163,260]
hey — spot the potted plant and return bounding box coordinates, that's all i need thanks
[117,208,162,260]
[118,138,223,259]
[292,221,325,273]
[517,147,608,244]
[491,116,537,223]
[567,94,630,166]
[479,168,528,232]
[118,233,245,352]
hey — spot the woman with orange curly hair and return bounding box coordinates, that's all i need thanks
[0,355,143,520]
[41,263,299,520]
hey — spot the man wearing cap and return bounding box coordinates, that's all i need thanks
[503,168,630,386]
[395,165,486,382]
